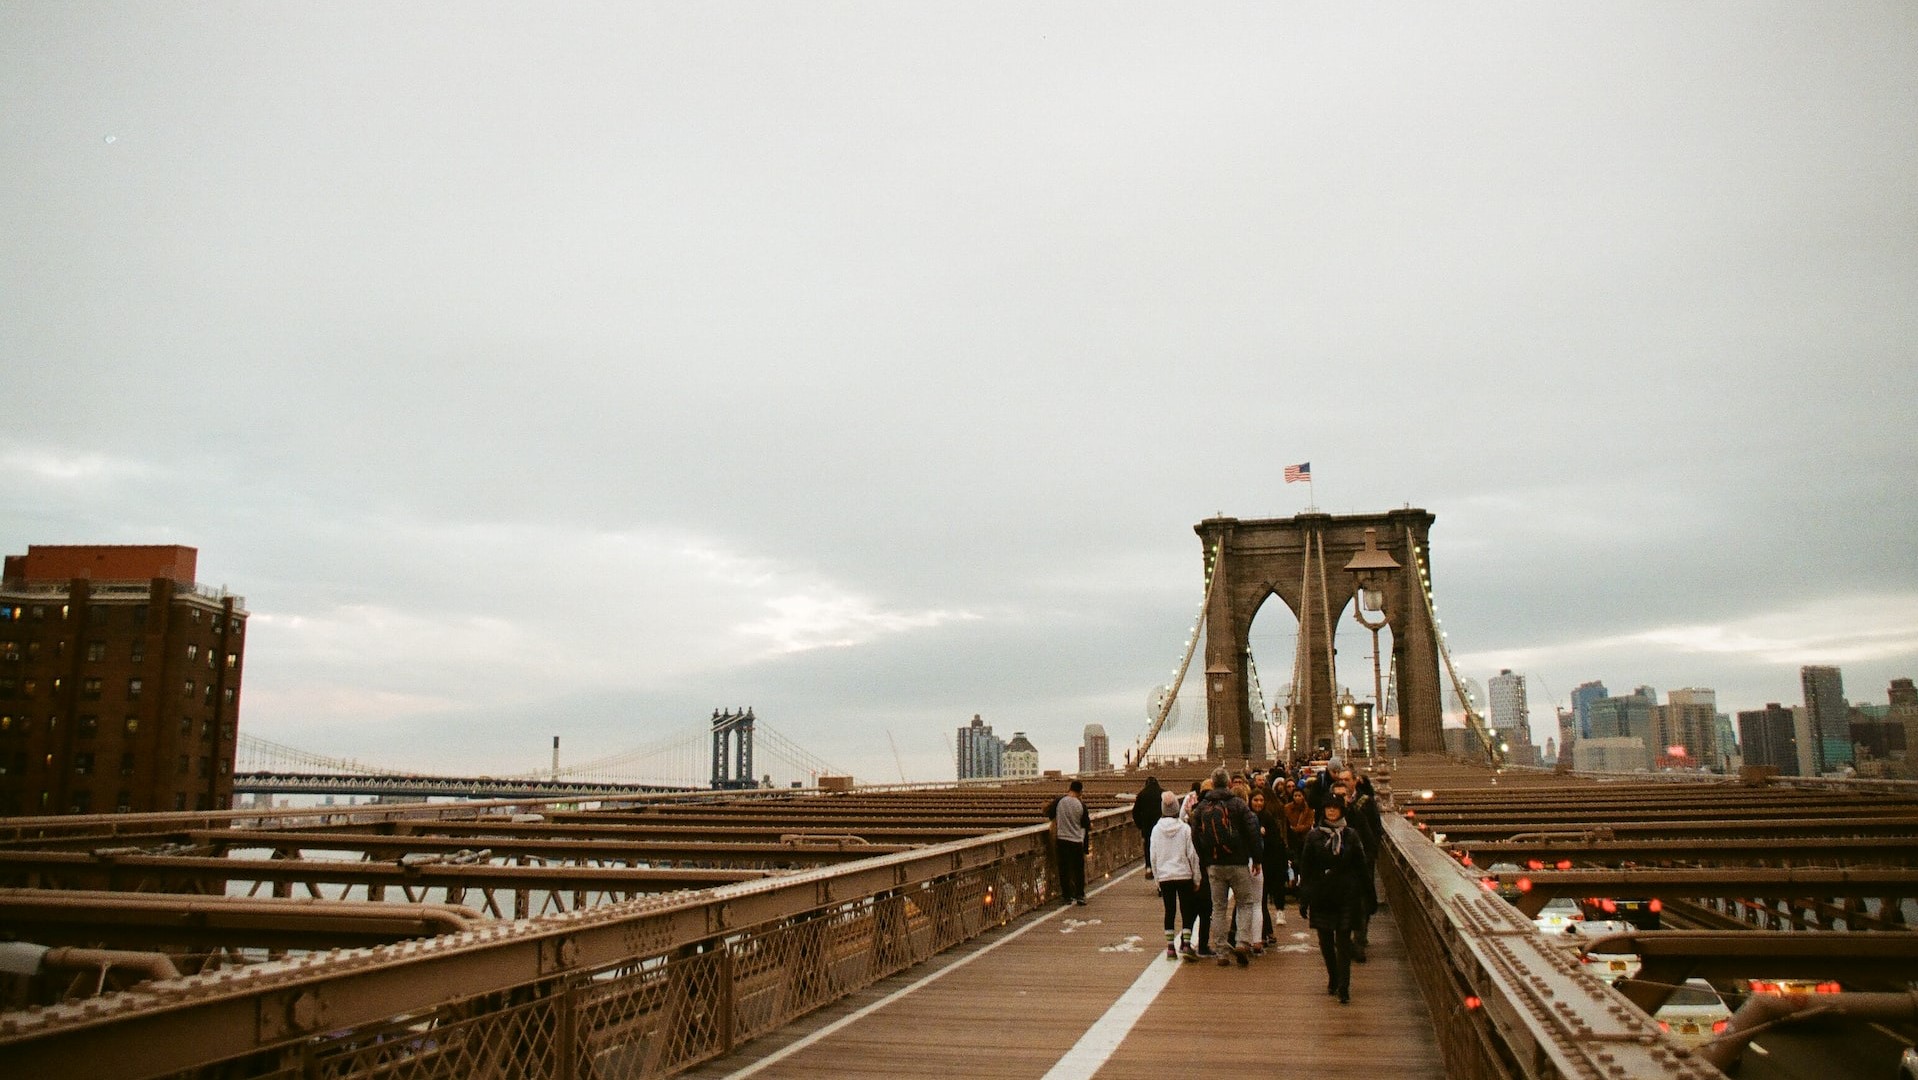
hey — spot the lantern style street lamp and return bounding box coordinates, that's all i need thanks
[1343,527,1399,761]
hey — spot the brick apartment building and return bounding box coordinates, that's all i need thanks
[0,545,247,815]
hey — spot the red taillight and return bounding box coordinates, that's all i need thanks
[1526,859,1544,871]
[1556,860,1572,870]
[1406,808,1415,817]
[1657,1020,1670,1033]
[1601,899,1618,914]
[1712,1020,1729,1034]
[1750,981,1778,994]
[1816,981,1841,994]
[1648,898,1663,913]
[1460,854,1472,867]
[1463,995,1482,1010]
[1516,876,1533,893]
[1479,877,1496,891]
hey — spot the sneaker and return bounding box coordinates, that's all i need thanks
[1233,945,1251,967]
[1073,898,1088,907]
[1196,949,1218,960]
[1272,912,1287,926]
[1181,944,1200,963]
[1216,953,1234,967]
[1166,944,1177,960]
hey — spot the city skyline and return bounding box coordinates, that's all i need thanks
[4,6,1913,782]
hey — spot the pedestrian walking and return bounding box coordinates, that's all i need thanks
[1148,791,1203,960]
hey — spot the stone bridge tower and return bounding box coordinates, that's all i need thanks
[1197,509,1444,760]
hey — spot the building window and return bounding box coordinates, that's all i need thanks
[0,678,14,699]
[226,653,238,670]
[72,791,92,813]
[231,618,242,635]
[115,791,131,812]
[119,752,134,775]
[202,719,214,741]
[205,651,214,669]
[178,716,192,738]
[127,678,143,700]
[130,640,145,663]
[77,716,98,737]
[191,609,201,623]
[185,644,198,662]
[130,605,147,625]
[0,715,10,732]
[86,641,106,662]
[0,642,18,662]
[223,688,235,704]
[74,752,95,775]
[22,680,36,697]
[176,754,188,775]
[174,793,186,810]
[203,685,214,704]
[87,606,108,625]
[183,679,194,697]
[198,755,210,777]
[26,642,39,660]
[124,716,138,734]
[81,678,102,700]
[31,606,45,620]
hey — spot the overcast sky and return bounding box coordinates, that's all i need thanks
[4,4,1914,783]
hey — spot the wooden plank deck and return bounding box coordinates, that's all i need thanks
[688,861,1445,1079]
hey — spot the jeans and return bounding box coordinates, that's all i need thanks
[1207,862,1257,950]
[1056,839,1086,902]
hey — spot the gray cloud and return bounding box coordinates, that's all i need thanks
[4,4,1914,777]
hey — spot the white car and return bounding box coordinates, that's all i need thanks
[1566,919,1641,982]
[1532,896,1584,937]
[1653,979,1732,1049]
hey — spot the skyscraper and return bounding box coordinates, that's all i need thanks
[1737,703,1798,776]
[1588,693,1655,770]
[1078,724,1110,774]
[1662,688,1720,770]
[956,714,1004,780]
[1571,681,1608,740]
[1800,666,1851,774]
[0,545,247,815]
[1486,670,1535,765]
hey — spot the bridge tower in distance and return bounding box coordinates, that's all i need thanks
[1196,510,1444,760]
[711,707,757,789]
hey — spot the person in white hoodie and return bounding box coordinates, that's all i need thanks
[1149,790,1204,960]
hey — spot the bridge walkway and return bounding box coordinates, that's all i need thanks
[686,862,1445,1079]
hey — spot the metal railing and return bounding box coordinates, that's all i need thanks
[1376,810,1727,1080]
[0,808,1140,1079]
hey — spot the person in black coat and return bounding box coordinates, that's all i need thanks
[1346,773,1385,961]
[1132,776,1164,879]
[1299,795,1370,1004]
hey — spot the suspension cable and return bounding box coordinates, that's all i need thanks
[1138,537,1224,762]
[1403,525,1501,766]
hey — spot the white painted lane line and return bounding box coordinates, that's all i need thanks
[717,865,1146,1080]
[1039,945,1179,1080]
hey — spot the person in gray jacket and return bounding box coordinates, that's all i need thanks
[1190,767,1262,967]
[1044,779,1091,905]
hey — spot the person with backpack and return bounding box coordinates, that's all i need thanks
[1192,766,1262,968]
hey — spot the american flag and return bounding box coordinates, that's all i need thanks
[1284,462,1310,483]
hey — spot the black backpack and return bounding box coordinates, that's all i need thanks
[1193,797,1237,861]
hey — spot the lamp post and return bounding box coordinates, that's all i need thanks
[1338,689,1357,758]
[1206,663,1231,759]
[1343,527,1399,762]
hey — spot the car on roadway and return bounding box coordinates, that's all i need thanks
[1532,896,1584,936]
[1653,978,1732,1049]
[1565,919,1641,982]
[1581,895,1663,929]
